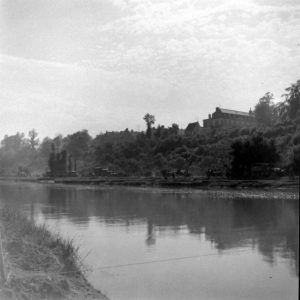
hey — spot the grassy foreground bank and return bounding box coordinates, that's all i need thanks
[0,207,108,300]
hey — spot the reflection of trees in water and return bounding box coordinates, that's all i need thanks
[145,219,156,246]
[0,182,50,219]
[41,188,299,276]
[230,196,298,276]
[1,182,298,276]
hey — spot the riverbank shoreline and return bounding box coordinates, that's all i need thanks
[0,207,108,300]
[0,176,298,191]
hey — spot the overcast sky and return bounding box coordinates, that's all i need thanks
[0,0,300,139]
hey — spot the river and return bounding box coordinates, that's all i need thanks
[0,181,298,300]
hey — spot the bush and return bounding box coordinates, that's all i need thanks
[292,132,300,145]
[239,127,250,136]
[230,135,279,178]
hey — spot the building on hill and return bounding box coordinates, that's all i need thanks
[203,107,256,129]
[185,122,203,135]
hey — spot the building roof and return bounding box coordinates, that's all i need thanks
[185,122,201,132]
[218,108,251,117]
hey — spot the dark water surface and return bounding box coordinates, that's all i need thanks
[0,181,298,300]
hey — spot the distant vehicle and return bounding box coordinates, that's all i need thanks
[161,169,176,180]
[206,169,223,178]
[93,167,126,177]
[68,171,78,177]
[250,163,285,178]
[251,163,273,178]
[94,167,112,177]
[271,167,285,177]
[176,169,190,177]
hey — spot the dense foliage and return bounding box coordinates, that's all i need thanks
[230,135,279,178]
[0,80,299,177]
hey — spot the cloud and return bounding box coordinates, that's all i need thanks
[0,53,179,137]
[89,0,300,104]
[0,0,299,137]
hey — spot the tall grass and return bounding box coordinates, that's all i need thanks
[0,206,80,273]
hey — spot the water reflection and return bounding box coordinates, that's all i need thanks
[0,182,298,278]
[50,189,298,277]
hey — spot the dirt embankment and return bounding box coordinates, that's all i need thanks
[0,208,108,300]
[41,176,299,190]
[0,175,298,191]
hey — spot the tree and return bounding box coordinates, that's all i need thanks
[254,92,275,126]
[230,135,279,178]
[143,114,155,138]
[279,80,300,120]
[168,146,200,175]
[1,132,25,152]
[170,123,179,135]
[39,137,53,159]
[28,129,39,151]
[63,130,92,174]
[52,135,64,151]
[64,130,92,162]
[0,133,30,175]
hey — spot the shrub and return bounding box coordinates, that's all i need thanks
[292,132,300,145]
[230,135,279,178]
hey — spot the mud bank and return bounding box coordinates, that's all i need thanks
[0,176,299,191]
[0,208,108,300]
[43,176,299,191]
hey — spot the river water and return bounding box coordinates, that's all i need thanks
[0,181,298,300]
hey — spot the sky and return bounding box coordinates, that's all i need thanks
[0,0,300,139]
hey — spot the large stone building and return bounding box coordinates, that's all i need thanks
[203,107,256,129]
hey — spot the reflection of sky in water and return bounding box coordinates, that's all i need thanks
[0,182,298,300]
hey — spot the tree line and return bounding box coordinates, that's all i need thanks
[0,80,299,178]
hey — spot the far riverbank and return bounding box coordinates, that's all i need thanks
[0,176,298,191]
